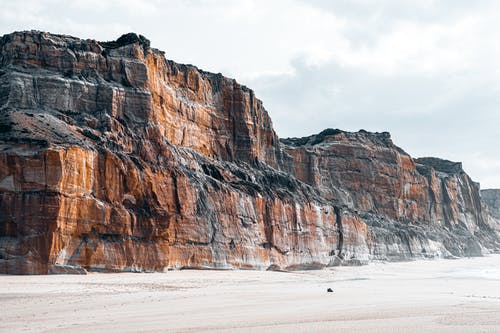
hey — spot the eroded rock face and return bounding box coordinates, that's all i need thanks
[281,130,499,260]
[0,31,498,274]
[481,189,500,238]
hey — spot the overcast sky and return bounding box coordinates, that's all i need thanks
[1,0,499,188]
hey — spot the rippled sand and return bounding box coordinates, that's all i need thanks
[1,255,499,333]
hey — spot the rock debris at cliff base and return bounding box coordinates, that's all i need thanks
[0,31,498,274]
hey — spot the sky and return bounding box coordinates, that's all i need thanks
[1,0,499,188]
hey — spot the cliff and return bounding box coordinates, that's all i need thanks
[0,31,498,274]
[481,189,500,238]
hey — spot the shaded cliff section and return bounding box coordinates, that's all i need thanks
[0,31,498,274]
[481,189,500,238]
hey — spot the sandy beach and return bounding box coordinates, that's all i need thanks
[1,255,499,333]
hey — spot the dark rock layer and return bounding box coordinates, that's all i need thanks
[0,31,498,274]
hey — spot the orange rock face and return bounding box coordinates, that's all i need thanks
[0,31,498,274]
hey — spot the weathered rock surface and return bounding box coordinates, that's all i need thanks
[481,189,500,238]
[281,131,499,261]
[0,31,498,274]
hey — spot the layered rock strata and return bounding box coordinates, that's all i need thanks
[0,31,498,274]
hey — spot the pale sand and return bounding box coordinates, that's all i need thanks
[1,255,499,333]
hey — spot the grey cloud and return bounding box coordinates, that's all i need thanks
[298,0,493,48]
[247,58,500,187]
[299,0,488,22]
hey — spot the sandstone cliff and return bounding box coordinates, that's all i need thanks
[0,31,498,274]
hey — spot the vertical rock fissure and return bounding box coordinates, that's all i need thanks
[263,203,274,249]
[440,180,452,227]
[334,206,344,259]
[170,172,182,214]
[470,186,487,229]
